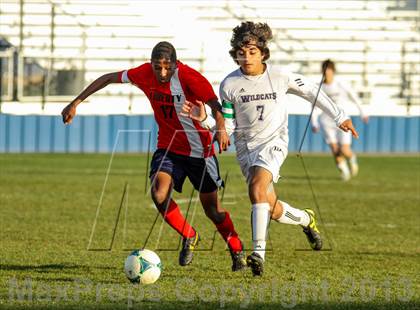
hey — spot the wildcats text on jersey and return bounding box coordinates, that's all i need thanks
[240,92,277,103]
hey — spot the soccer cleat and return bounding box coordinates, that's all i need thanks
[302,209,323,251]
[350,162,359,177]
[229,243,247,272]
[179,232,200,266]
[246,252,264,276]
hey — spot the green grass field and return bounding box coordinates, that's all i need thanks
[0,153,419,309]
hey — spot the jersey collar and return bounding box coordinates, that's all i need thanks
[239,63,270,81]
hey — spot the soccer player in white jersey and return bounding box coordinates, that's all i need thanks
[181,22,359,276]
[311,59,369,181]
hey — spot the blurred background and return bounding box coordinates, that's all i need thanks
[0,0,419,153]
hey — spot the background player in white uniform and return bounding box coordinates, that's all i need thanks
[312,60,369,181]
[181,22,359,276]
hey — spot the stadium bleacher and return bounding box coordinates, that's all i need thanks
[0,0,419,115]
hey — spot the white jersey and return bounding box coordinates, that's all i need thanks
[312,79,365,129]
[219,64,349,152]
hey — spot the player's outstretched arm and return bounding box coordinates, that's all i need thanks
[287,73,359,137]
[61,72,120,124]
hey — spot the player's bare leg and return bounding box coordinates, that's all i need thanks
[150,172,173,211]
[199,191,246,271]
[330,143,351,181]
[151,172,198,266]
[341,144,358,176]
[266,185,282,219]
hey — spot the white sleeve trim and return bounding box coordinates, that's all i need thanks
[121,70,130,83]
[222,107,234,115]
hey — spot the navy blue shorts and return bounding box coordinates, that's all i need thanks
[149,149,223,193]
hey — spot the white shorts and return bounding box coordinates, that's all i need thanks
[320,115,352,145]
[236,138,288,184]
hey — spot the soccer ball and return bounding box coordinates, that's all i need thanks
[124,249,162,284]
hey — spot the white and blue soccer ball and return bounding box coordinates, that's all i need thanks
[124,249,162,284]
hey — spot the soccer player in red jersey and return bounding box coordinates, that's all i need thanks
[61,42,246,271]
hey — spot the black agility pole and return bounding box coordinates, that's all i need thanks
[295,67,333,251]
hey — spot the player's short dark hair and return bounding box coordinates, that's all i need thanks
[151,41,177,63]
[229,21,273,64]
[322,59,336,72]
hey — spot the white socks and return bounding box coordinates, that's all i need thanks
[275,200,310,226]
[337,160,351,181]
[251,203,271,260]
[252,201,312,260]
[349,155,359,176]
[349,154,357,165]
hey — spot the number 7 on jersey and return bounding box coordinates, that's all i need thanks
[256,105,265,121]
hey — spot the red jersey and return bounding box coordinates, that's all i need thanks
[119,61,217,158]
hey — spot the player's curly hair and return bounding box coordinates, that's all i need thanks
[229,21,273,64]
[322,59,336,73]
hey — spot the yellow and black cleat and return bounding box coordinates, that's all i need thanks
[302,209,323,251]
